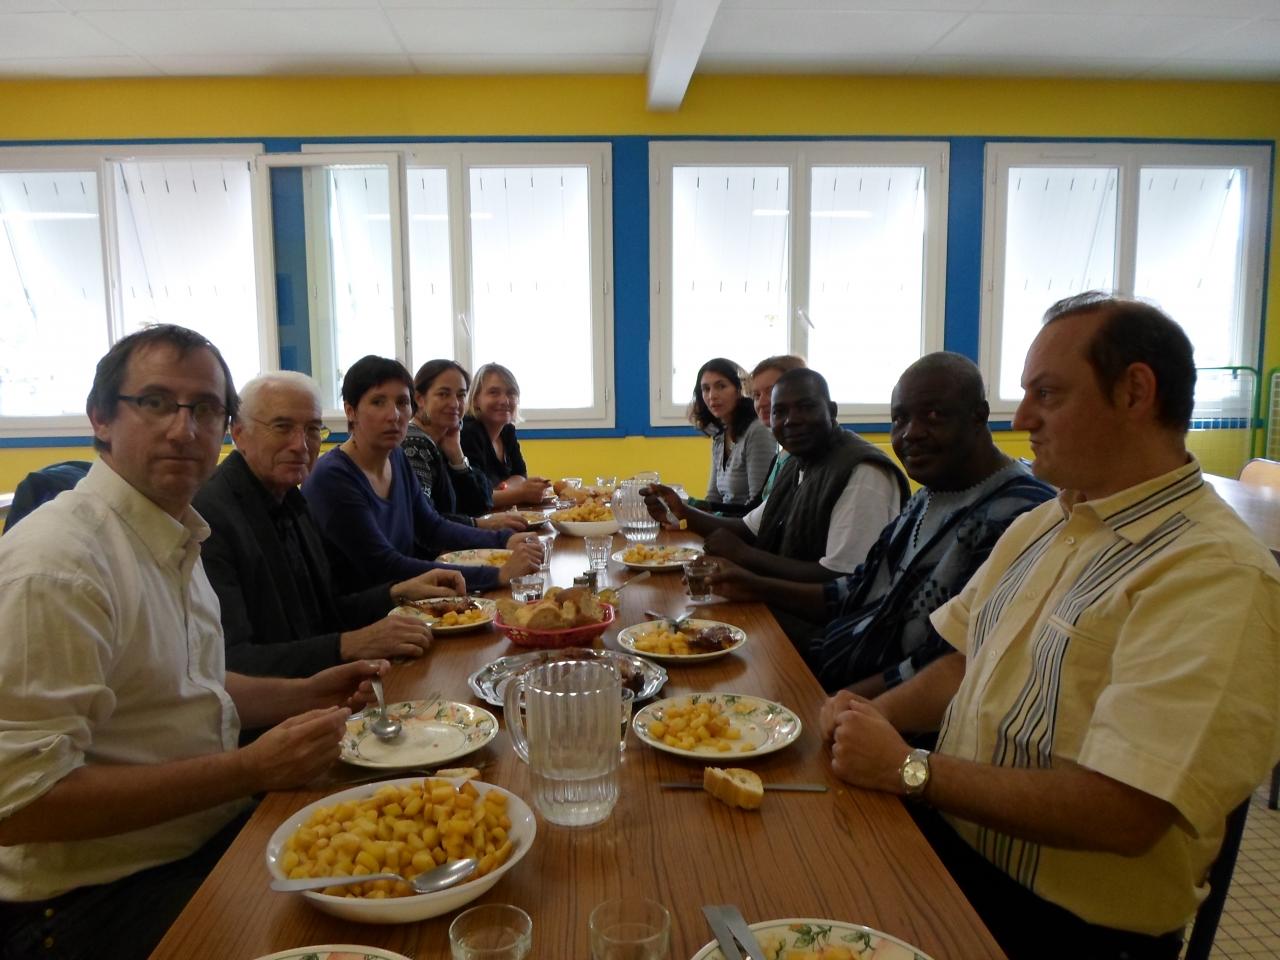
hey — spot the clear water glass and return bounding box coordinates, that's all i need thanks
[683,556,716,603]
[536,531,556,572]
[585,534,613,571]
[561,476,583,489]
[449,903,533,960]
[511,574,544,603]
[504,659,622,826]
[589,898,670,960]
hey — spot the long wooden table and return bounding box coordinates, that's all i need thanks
[1205,472,1280,562]
[150,533,1005,959]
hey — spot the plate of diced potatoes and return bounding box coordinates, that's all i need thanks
[690,918,934,960]
[616,618,746,661]
[612,544,701,570]
[265,776,536,923]
[550,498,620,536]
[631,693,801,760]
[390,597,496,634]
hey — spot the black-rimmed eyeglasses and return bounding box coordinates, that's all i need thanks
[117,393,228,430]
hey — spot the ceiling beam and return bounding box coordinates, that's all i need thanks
[647,0,721,112]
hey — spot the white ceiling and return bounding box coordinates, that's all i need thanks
[0,0,1277,104]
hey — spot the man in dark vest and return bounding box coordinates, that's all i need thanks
[643,368,908,586]
[706,353,1055,694]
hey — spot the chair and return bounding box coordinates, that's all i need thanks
[1238,457,1280,490]
[2,460,92,534]
[1183,798,1251,960]
[1238,459,1280,808]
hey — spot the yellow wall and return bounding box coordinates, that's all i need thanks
[0,74,1273,491]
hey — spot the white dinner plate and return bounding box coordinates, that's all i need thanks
[616,618,746,662]
[341,700,498,769]
[253,948,412,960]
[691,917,935,960]
[437,548,511,567]
[632,693,801,760]
[390,597,496,634]
[611,545,701,570]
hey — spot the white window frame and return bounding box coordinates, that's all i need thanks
[980,141,1271,417]
[252,150,407,423]
[0,142,271,439]
[648,140,949,427]
[296,141,615,429]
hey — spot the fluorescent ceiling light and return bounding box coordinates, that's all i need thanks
[0,211,97,222]
[751,209,789,217]
[812,210,873,219]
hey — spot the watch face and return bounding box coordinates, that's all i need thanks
[903,760,928,789]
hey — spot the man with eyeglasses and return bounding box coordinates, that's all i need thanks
[195,371,467,678]
[0,326,384,960]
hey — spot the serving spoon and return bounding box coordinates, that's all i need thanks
[271,855,479,894]
[368,677,402,741]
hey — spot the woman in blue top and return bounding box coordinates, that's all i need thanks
[303,356,542,594]
[688,357,776,511]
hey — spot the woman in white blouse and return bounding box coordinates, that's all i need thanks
[687,357,776,513]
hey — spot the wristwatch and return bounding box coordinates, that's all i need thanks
[900,748,932,798]
[448,455,471,473]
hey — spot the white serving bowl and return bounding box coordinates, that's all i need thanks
[264,776,536,924]
[550,518,620,537]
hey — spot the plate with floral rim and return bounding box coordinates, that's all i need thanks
[390,597,496,634]
[341,700,498,769]
[691,918,934,960]
[616,618,746,662]
[252,948,412,960]
[612,544,701,570]
[632,693,800,760]
[437,548,511,567]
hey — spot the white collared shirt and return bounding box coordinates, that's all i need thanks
[0,461,246,900]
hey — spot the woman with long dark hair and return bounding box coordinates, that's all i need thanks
[688,357,775,509]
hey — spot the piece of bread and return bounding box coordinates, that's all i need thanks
[703,766,764,810]
[435,766,481,781]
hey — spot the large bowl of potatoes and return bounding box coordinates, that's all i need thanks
[264,776,536,924]
[550,498,619,537]
[495,586,615,648]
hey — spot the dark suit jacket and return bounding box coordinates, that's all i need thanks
[194,450,393,677]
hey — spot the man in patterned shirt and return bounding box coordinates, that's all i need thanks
[708,352,1053,693]
[822,293,1280,960]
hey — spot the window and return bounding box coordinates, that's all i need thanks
[650,141,949,425]
[981,143,1270,412]
[0,145,269,437]
[286,143,614,427]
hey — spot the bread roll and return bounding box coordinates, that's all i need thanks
[703,766,764,810]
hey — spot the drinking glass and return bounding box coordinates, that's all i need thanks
[561,476,583,489]
[536,531,556,572]
[585,534,613,571]
[504,659,622,826]
[511,574,544,603]
[589,898,671,960]
[683,556,716,603]
[633,471,661,485]
[449,903,533,960]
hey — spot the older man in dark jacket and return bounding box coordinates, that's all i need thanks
[195,371,462,677]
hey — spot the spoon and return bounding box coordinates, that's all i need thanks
[368,677,402,741]
[272,855,479,894]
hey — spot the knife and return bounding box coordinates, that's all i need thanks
[719,905,769,960]
[702,905,744,960]
[660,781,827,793]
